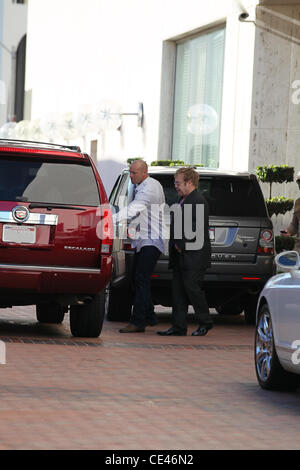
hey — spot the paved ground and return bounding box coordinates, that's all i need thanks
[0,306,299,450]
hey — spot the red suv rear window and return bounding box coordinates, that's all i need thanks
[0,157,100,206]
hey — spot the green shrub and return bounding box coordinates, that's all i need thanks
[126,158,204,167]
[127,157,143,165]
[256,165,294,199]
[256,165,294,184]
[150,160,203,167]
[151,160,184,166]
[266,197,294,217]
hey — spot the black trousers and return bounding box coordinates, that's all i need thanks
[171,256,212,332]
[130,246,161,329]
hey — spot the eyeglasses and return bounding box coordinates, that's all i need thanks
[296,179,300,184]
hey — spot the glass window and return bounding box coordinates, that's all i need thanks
[113,174,132,210]
[151,174,267,217]
[199,177,267,217]
[0,157,100,206]
[172,27,225,167]
[109,175,122,203]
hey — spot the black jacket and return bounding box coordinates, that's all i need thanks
[169,189,211,270]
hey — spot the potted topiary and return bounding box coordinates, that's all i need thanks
[264,196,294,218]
[256,165,295,253]
[151,160,184,166]
[150,160,204,167]
[127,157,143,165]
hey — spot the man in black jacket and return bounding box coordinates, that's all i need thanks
[157,167,213,336]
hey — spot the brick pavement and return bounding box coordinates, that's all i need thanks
[0,306,299,450]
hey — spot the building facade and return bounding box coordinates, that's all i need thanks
[22,0,300,225]
[0,0,27,124]
[250,0,300,231]
[23,0,258,193]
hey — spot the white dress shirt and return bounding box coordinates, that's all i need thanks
[114,176,166,253]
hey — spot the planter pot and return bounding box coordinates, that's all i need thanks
[256,165,294,184]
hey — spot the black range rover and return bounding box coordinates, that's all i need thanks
[106,166,275,324]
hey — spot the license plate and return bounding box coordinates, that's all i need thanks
[209,227,215,241]
[2,224,36,244]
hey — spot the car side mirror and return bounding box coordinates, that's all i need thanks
[109,203,119,214]
[275,251,300,271]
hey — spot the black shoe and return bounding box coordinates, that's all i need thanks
[191,324,213,336]
[157,327,187,336]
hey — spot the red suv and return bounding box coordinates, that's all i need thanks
[0,139,113,337]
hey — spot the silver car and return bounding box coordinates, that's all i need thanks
[255,251,300,391]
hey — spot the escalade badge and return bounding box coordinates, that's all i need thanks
[64,245,96,252]
[12,206,30,223]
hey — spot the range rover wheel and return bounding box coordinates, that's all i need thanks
[70,291,105,338]
[255,304,299,391]
[36,303,65,324]
[106,284,132,322]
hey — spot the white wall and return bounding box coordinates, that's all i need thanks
[250,3,300,233]
[0,0,27,123]
[25,0,259,194]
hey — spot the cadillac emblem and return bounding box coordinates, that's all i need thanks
[12,206,30,223]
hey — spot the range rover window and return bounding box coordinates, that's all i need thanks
[151,174,267,217]
[0,158,100,206]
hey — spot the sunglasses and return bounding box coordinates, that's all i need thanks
[297,180,300,184]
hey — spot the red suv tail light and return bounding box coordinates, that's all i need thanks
[257,229,274,254]
[100,207,113,255]
[0,146,83,158]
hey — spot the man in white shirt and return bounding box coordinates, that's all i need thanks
[114,160,166,333]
